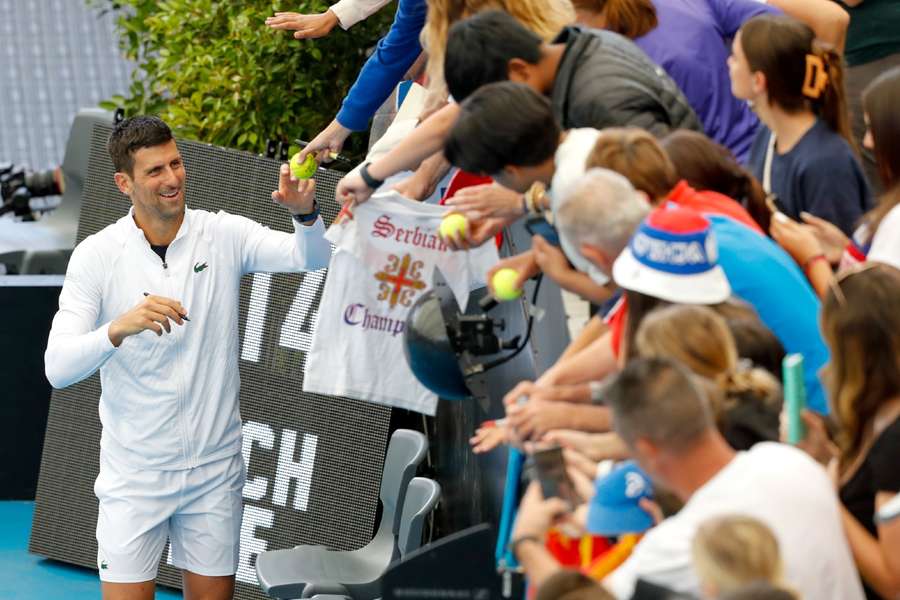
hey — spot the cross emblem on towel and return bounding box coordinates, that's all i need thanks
[374,253,427,308]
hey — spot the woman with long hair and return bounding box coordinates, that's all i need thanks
[730,15,871,237]
[662,130,771,232]
[767,67,900,298]
[634,304,781,450]
[798,263,900,599]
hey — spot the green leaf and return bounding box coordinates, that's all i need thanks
[89,0,394,156]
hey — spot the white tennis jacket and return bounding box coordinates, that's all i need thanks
[45,207,330,470]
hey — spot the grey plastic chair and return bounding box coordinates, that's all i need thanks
[397,477,441,557]
[306,478,442,600]
[256,429,428,599]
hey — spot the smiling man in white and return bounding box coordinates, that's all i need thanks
[44,116,331,600]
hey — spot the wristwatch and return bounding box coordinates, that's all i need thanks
[292,200,320,224]
[359,162,384,190]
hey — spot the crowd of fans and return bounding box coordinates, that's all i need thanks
[270,0,900,598]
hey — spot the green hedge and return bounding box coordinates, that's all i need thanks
[91,0,395,156]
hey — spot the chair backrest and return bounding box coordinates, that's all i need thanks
[398,477,441,557]
[377,429,428,539]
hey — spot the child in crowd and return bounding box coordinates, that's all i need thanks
[692,515,797,599]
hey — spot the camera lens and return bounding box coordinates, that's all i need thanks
[24,169,62,197]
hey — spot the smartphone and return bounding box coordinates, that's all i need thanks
[765,193,789,215]
[531,446,578,507]
[524,215,561,247]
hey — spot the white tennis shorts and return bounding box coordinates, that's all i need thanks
[94,451,245,583]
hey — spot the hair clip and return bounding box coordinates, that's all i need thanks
[802,54,829,100]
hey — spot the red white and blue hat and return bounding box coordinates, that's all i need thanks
[612,206,731,304]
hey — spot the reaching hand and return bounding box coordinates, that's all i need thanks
[441,216,510,251]
[506,398,573,441]
[335,170,375,206]
[265,10,340,40]
[800,211,851,264]
[392,154,449,202]
[562,448,600,483]
[469,421,510,454]
[511,481,572,543]
[503,380,558,407]
[780,408,838,466]
[487,251,540,294]
[108,294,187,347]
[272,164,316,217]
[543,430,628,462]
[769,212,825,266]
[297,119,352,164]
[393,171,438,202]
[531,235,573,282]
[444,183,525,221]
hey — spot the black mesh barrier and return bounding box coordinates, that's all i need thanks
[29,124,392,599]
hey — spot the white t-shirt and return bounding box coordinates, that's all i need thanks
[330,0,391,29]
[604,443,865,600]
[303,192,498,415]
[867,203,900,270]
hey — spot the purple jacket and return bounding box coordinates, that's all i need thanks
[636,0,779,162]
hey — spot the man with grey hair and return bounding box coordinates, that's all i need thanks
[508,358,865,598]
[554,168,650,292]
[503,169,651,437]
[594,357,865,600]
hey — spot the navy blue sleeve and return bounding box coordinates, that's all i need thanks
[708,0,780,38]
[796,152,872,236]
[335,0,427,131]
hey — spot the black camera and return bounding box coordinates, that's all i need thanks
[0,162,64,220]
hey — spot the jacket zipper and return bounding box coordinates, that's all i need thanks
[160,250,195,468]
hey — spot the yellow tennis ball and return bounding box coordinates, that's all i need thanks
[439,213,468,240]
[492,268,523,301]
[290,153,318,179]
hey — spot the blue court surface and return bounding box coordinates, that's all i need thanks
[0,501,182,599]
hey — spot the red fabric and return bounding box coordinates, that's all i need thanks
[645,203,711,233]
[440,171,493,206]
[604,296,628,359]
[440,170,503,249]
[845,241,867,263]
[668,180,764,234]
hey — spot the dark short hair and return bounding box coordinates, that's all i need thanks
[444,82,560,175]
[444,10,543,101]
[107,115,174,175]
[603,357,714,451]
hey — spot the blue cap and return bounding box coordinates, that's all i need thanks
[586,461,654,536]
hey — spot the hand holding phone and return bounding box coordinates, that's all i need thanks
[531,445,579,508]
